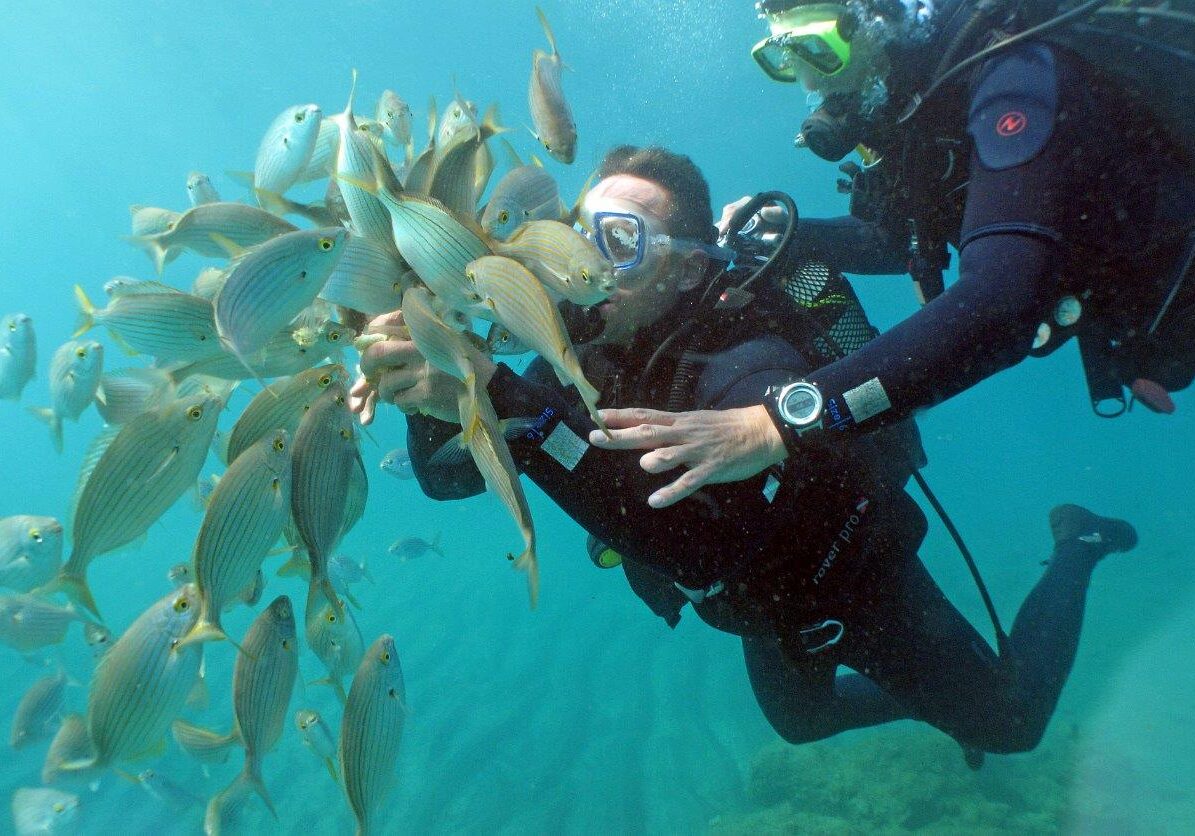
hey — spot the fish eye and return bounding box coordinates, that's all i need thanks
[273,437,285,452]
[339,428,352,440]
[282,638,291,650]
[7,321,15,332]
[498,210,509,224]
[294,111,306,122]
[580,268,591,284]
[75,347,87,358]
[318,374,331,387]
[318,237,334,251]
[271,477,280,492]
[29,528,42,543]
[173,596,190,612]
[501,333,510,343]
[326,612,337,623]
[166,220,177,230]
[380,650,391,664]
[187,406,203,421]
[388,687,398,699]
[328,330,340,342]
[544,142,552,152]
[465,270,475,282]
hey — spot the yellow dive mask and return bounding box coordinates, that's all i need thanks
[752,2,855,80]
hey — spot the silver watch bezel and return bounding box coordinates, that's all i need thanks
[776,380,824,431]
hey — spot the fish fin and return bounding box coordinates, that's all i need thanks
[480,103,508,140]
[245,763,277,819]
[341,67,359,120]
[498,138,523,170]
[173,617,227,652]
[309,676,348,705]
[536,6,559,55]
[113,767,140,785]
[123,234,172,276]
[208,232,247,258]
[275,551,311,579]
[567,170,599,228]
[515,545,540,610]
[342,588,362,610]
[171,719,235,765]
[27,407,64,454]
[426,95,438,145]
[320,577,346,623]
[226,170,256,190]
[73,285,96,337]
[39,571,101,620]
[426,433,470,468]
[499,416,540,441]
[359,556,375,584]
[531,154,545,169]
[430,531,445,559]
[57,756,100,774]
[322,757,339,783]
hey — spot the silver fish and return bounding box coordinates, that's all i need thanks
[53,394,221,618]
[83,623,112,659]
[376,90,413,155]
[387,534,445,562]
[128,202,297,275]
[103,278,183,298]
[481,165,563,241]
[137,768,204,811]
[339,634,406,835]
[0,313,36,401]
[294,708,338,781]
[382,193,489,312]
[437,91,478,148]
[254,104,323,199]
[528,7,577,164]
[400,285,478,385]
[334,74,395,250]
[93,368,175,425]
[186,171,221,206]
[11,787,80,835]
[493,219,616,305]
[40,714,93,785]
[329,554,372,588]
[428,105,503,219]
[168,562,192,587]
[214,227,348,359]
[129,204,181,237]
[378,447,414,480]
[166,320,353,384]
[305,583,363,704]
[297,117,340,183]
[11,668,69,748]
[225,365,347,464]
[319,234,413,316]
[485,321,532,356]
[0,515,63,592]
[75,284,222,362]
[0,594,88,652]
[179,430,291,648]
[30,340,103,453]
[191,266,227,301]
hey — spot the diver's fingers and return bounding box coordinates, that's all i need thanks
[588,420,685,450]
[647,464,713,509]
[592,407,678,432]
[366,310,405,332]
[759,205,787,224]
[360,340,420,379]
[377,367,422,403]
[639,443,693,474]
[716,196,753,236]
[348,376,373,414]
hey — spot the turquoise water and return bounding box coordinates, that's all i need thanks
[2,1,1194,833]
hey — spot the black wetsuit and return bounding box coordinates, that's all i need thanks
[786,41,1195,431]
[407,304,1113,753]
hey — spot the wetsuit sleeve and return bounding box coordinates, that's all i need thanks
[788,216,910,276]
[801,44,1071,435]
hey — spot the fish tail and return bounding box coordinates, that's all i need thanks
[430,531,445,559]
[322,756,340,784]
[41,570,101,620]
[203,766,255,836]
[244,756,278,819]
[225,170,256,190]
[480,102,507,140]
[275,550,311,580]
[171,718,236,765]
[73,284,96,337]
[123,234,171,276]
[173,613,228,652]
[310,675,349,705]
[573,376,610,439]
[513,542,540,610]
[56,756,100,774]
[536,6,558,55]
[27,406,64,453]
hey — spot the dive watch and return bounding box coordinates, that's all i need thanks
[764,379,825,454]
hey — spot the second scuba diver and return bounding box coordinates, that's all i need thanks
[349,145,1139,762]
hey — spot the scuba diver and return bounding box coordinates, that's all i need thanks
[348,145,1139,761]
[588,0,1195,511]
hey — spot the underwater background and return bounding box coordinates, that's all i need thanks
[1,1,1192,832]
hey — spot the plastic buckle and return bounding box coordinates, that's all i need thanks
[799,619,844,653]
[673,579,726,605]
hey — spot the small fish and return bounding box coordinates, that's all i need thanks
[485,321,531,356]
[166,320,353,383]
[305,583,364,703]
[334,73,396,251]
[103,277,182,298]
[528,7,577,164]
[129,204,181,237]
[225,364,347,464]
[339,634,407,835]
[40,714,93,785]
[93,368,176,425]
[380,193,490,312]
[214,227,348,360]
[400,285,478,387]
[318,234,413,316]
[0,516,63,592]
[58,586,202,774]
[437,90,478,148]
[296,117,341,183]
[0,594,89,653]
[376,90,413,157]
[83,622,112,659]
[52,394,222,618]
[29,340,103,453]
[167,562,192,587]
[329,554,373,588]
[191,267,227,301]
[378,448,414,480]
[387,534,444,562]
[11,787,80,835]
[186,171,221,206]
[127,202,297,276]
[178,430,291,648]
[11,668,69,749]
[494,220,616,305]
[402,96,438,194]
[481,165,563,241]
[253,104,323,200]
[0,313,36,401]
[428,104,505,218]
[75,285,223,362]
[294,708,338,781]
[466,255,604,430]
[137,768,204,811]
[193,473,221,509]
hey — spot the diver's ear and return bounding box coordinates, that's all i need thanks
[677,252,708,293]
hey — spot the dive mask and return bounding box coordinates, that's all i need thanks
[752,2,855,80]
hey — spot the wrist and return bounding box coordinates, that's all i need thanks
[752,405,789,466]
[763,379,826,458]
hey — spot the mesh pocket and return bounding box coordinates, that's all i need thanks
[780,260,878,364]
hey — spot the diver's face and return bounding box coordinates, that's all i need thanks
[587,175,687,347]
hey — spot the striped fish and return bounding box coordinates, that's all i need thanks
[60,586,202,773]
[214,227,348,359]
[319,234,414,315]
[428,104,504,219]
[29,340,103,453]
[528,7,577,164]
[297,117,341,183]
[437,90,478,148]
[225,365,347,464]
[466,255,604,430]
[375,90,413,162]
[94,367,176,425]
[254,104,322,199]
[41,714,93,785]
[128,202,297,275]
[481,165,563,241]
[11,668,69,748]
[11,787,79,835]
[186,171,220,206]
[305,582,364,704]
[401,286,477,385]
[402,97,438,195]
[0,313,37,401]
[0,595,88,652]
[137,768,205,811]
[178,430,291,648]
[166,320,352,384]
[295,709,338,781]
[52,394,222,618]
[333,74,396,251]
[202,596,298,832]
[494,219,616,305]
[381,192,489,312]
[75,285,223,362]
[339,634,406,835]
[104,278,183,298]
[191,267,227,301]
[0,515,63,592]
[129,204,181,237]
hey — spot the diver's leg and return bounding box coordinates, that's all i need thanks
[741,633,906,744]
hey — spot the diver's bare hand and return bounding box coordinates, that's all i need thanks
[716,195,787,243]
[587,405,787,508]
[348,310,410,426]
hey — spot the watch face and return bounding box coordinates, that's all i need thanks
[780,383,822,427]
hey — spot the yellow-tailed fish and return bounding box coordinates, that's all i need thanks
[305,582,364,704]
[485,321,532,356]
[0,313,37,400]
[224,364,346,464]
[333,72,396,251]
[0,594,89,652]
[103,277,182,298]
[129,204,181,238]
[428,104,504,219]
[41,714,93,785]
[166,321,352,384]
[177,430,291,649]
[466,255,605,431]
[400,286,476,386]
[253,103,323,200]
[11,787,79,835]
[319,234,413,316]
[127,202,296,276]
[57,586,202,774]
[213,227,348,360]
[94,367,176,425]
[65,424,121,533]
[494,219,616,305]
[186,171,221,206]
[0,515,63,592]
[75,284,223,362]
[528,7,577,164]
[481,166,563,241]
[339,634,406,835]
[49,394,221,618]
[28,340,103,454]
[295,708,338,781]
[10,668,69,749]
